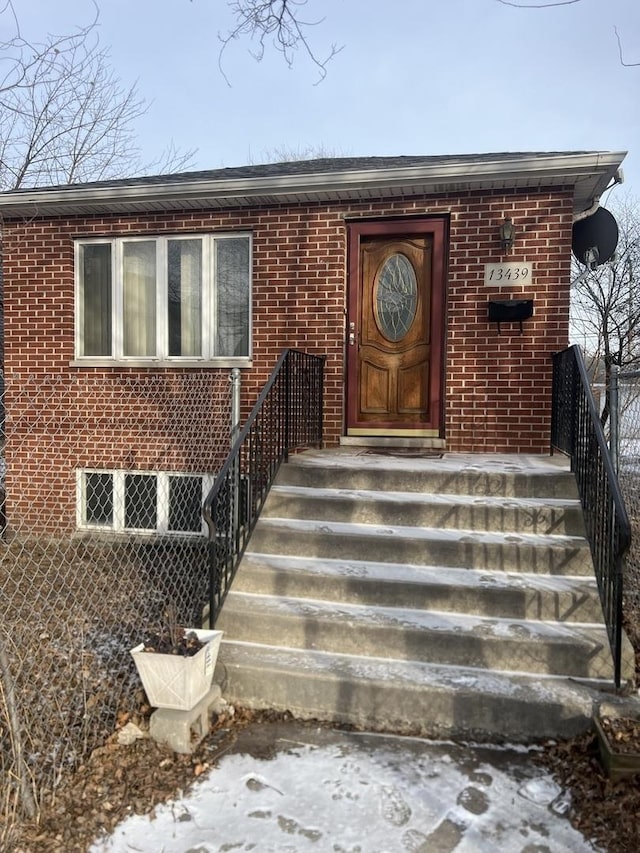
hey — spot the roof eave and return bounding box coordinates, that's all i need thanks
[0,151,625,218]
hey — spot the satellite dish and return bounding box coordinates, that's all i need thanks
[572,207,619,268]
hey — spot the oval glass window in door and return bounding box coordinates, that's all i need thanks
[375,253,418,342]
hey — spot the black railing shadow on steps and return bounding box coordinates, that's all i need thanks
[202,349,325,627]
[551,345,631,688]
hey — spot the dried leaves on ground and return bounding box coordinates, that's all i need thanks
[534,727,640,852]
[4,704,272,853]
[598,715,640,755]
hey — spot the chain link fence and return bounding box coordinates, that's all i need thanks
[615,371,640,660]
[0,370,232,830]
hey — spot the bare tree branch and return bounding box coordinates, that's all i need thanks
[615,25,640,68]
[0,2,195,189]
[571,194,640,425]
[0,637,37,820]
[496,1,637,70]
[0,0,101,99]
[495,1,582,7]
[251,142,347,163]
[218,0,343,86]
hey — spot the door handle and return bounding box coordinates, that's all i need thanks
[348,321,356,346]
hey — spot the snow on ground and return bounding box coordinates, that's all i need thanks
[91,726,597,852]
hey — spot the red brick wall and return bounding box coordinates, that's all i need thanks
[444,191,573,451]
[1,186,573,530]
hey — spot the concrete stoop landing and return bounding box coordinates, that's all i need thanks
[213,449,636,742]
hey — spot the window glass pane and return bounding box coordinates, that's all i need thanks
[216,237,250,357]
[125,474,157,529]
[80,244,112,356]
[168,476,203,532]
[168,240,202,356]
[123,242,156,357]
[375,253,418,342]
[85,472,113,525]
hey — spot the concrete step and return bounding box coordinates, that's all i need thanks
[263,485,586,535]
[216,591,616,680]
[212,450,628,740]
[248,517,594,576]
[233,553,605,623]
[278,450,579,499]
[214,641,609,742]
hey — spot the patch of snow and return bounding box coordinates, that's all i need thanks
[259,516,588,549]
[91,730,594,853]
[245,553,597,597]
[230,591,606,646]
[518,777,562,805]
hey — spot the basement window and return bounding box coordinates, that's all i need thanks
[77,470,214,535]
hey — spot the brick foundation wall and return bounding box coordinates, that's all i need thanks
[1,186,573,530]
[2,371,233,533]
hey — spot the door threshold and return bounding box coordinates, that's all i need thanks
[340,436,446,450]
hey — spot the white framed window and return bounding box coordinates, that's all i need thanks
[76,470,214,536]
[75,233,251,364]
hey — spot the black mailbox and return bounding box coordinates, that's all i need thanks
[487,299,533,334]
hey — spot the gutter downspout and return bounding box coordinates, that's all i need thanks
[572,197,601,224]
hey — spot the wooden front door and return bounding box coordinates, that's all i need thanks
[346,218,446,436]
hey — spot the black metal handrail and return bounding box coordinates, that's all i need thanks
[551,345,632,687]
[202,349,325,626]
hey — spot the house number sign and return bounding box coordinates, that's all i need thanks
[484,262,533,286]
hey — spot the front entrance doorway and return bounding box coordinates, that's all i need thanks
[346,218,446,437]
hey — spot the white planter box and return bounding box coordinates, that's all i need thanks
[131,628,223,711]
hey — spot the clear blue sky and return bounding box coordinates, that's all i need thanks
[13,0,640,199]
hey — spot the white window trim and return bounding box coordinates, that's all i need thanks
[76,469,215,536]
[74,232,253,365]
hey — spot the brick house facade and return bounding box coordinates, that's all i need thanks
[0,152,625,534]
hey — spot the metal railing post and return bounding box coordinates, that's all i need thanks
[284,351,291,461]
[203,349,325,625]
[230,367,242,547]
[610,364,619,474]
[230,368,241,442]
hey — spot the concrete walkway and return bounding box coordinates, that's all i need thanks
[92,720,596,852]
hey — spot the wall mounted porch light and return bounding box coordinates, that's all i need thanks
[499,217,515,252]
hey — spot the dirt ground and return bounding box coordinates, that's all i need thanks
[4,704,640,853]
